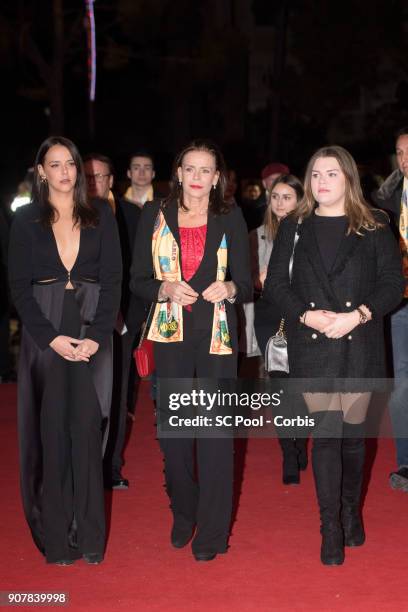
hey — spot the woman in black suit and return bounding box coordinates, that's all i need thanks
[130,140,251,561]
[9,136,122,565]
[264,145,404,565]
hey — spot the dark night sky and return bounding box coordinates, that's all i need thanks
[1,0,408,208]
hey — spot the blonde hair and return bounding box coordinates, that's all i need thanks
[296,145,386,234]
[264,174,304,241]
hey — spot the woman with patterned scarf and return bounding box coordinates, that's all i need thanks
[130,140,252,562]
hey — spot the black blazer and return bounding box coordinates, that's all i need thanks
[130,199,252,332]
[263,213,404,379]
[372,173,403,238]
[8,199,122,349]
[115,198,146,334]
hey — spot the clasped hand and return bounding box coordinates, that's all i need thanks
[305,309,360,339]
[163,280,234,305]
[50,336,99,361]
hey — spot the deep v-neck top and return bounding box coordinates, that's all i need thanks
[8,199,123,349]
[11,200,115,283]
[51,224,81,275]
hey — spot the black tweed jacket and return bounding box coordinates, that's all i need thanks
[263,213,404,379]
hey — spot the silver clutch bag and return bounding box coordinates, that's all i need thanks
[265,319,289,373]
[264,222,301,375]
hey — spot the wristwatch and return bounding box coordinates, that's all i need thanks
[356,307,368,324]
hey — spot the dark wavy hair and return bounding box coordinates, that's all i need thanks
[164,139,231,215]
[32,136,99,228]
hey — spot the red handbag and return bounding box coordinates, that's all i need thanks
[133,337,155,378]
[133,304,155,378]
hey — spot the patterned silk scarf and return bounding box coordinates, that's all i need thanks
[147,210,232,355]
[399,178,408,298]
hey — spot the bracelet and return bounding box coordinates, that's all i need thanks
[356,307,368,325]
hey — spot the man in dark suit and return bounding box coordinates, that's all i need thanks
[84,153,146,489]
[373,127,408,493]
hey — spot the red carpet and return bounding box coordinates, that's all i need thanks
[1,382,407,611]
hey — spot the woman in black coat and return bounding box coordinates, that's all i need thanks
[251,174,307,485]
[264,145,404,565]
[130,140,251,562]
[9,137,122,565]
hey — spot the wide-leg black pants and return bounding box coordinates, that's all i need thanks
[40,290,105,562]
[154,311,237,554]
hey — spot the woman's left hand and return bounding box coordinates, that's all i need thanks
[202,281,235,303]
[321,311,360,339]
[72,338,99,362]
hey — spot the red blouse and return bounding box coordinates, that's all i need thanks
[179,224,207,310]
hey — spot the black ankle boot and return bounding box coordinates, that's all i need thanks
[312,412,344,565]
[278,438,300,484]
[341,423,366,547]
[295,438,308,471]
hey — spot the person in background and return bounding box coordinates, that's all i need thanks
[252,174,307,484]
[261,162,291,199]
[83,154,116,212]
[84,153,145,490]
[130,139,251,562]
[372,126,408,493]
[122,150,159,208]
[121,151,161,408]
[243,182,262,201]
[241,162,289,232]
[9,136,121,564]
[264,145,403,565]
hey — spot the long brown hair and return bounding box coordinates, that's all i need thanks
[264,174,304,241]
[296,145,385,234]
[164,139,231,215]
[32,136,99,228]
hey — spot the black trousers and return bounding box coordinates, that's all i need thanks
[104,328,138,480]
[154,311,237,554]
[40,290,105,562]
